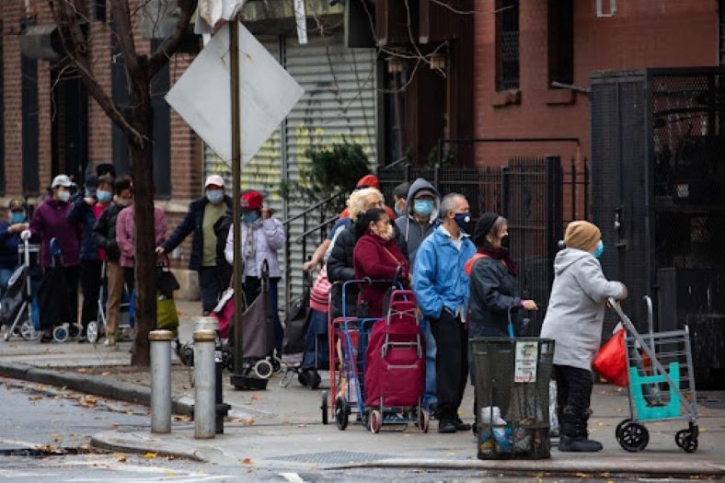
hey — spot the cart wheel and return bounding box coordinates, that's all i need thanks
[617,421,649,452]
[369,409,382,434]
[418,409,430,433]
[320,391,329,425]
[20,320,41,341]
[53,325,69,343]
[68,323,82,339]
[87,321,99,344]
[675,429,698,453]
[272,356,282,373]
[334,396,349,430]
[615,419,630,441]
[253,359,274,379]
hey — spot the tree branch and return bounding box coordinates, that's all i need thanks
[147,0,198,78]
[110,0,142,81]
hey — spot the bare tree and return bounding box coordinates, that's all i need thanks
[47,0,198,365]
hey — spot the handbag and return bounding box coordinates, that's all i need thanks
[593,329,628,386]
[157,292,179,334]
[310,265,332,311]
[156,257,180,297]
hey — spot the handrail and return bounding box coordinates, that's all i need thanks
[282,190,349,225]
[379,157,409,171]
[294,215,340,244]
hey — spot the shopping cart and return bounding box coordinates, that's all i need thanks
[608,296,699,453]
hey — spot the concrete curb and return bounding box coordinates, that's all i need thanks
[0,362,193,416]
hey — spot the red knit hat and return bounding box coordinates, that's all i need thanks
[356,174,380,189]
[240,190,263,210]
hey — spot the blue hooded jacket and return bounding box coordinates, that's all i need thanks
[412,226,476,320]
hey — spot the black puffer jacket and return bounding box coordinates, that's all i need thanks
[327,223,408,318]
[92,203,124,262]
[467,256,521,338]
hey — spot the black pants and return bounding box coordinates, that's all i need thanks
[65,265,81,326]
[198,266,225,315]
[430,308,469,422]
[554,364,594,414]
[123,267,135,293]
[79,260,103,331]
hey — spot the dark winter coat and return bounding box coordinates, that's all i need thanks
[92,203,124,262]
[328,224,408,318]
[29,198,82,268]
[353,233,409,318]
[161,195,232,271]
[466,255,521,338]
[67,197,105,261]
[0,221,21,269]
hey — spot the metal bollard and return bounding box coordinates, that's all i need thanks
[149,330,174,433]
[194,329,216,439]
[193,317,230,434]
[195,316,218,333]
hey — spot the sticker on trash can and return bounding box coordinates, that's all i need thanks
[514,341,538,383]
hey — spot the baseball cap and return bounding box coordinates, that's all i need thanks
[205,174,225,189]
[240,190,263,210]
[8,198,26,212]
[51,174,74,188]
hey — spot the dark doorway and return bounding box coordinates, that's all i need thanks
[51,67,88,186]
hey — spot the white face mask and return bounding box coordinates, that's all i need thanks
[57,189,71,202]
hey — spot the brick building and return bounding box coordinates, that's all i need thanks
[472,0,719,167]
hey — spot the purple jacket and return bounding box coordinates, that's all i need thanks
[29,197,82,268]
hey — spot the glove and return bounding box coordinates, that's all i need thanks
[20,229,31,241]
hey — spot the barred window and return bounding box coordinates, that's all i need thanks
[496,0,520,91]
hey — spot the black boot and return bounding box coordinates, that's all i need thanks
[558,407,603,452]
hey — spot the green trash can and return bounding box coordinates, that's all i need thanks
[471,337,555,460]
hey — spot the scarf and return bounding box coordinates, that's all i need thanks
[478,246,518,277]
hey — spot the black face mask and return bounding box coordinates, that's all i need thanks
[500,235,510,250]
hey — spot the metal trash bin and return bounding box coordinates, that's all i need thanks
[471,337,555,460]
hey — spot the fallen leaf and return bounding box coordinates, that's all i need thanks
[241,458,253,465]
[250,393,261,401]
[143,452,158,459]
[116,454,128,463]
[101,371,111,376]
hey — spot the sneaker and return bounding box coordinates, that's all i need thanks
[438,420,457,434]
[40,331,53,343]
[104,337,116,347]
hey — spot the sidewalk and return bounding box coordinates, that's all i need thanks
[1,298,724,477]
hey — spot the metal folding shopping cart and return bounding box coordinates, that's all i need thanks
[608,296,699,453]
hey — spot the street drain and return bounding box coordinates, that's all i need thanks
[270,450,394,465]
[0,447,93,457]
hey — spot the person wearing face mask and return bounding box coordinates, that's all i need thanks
[540,221,627,452]
[394,178,442,415]
[68,174,116,342]
[0,198,31,296]
[26,174,83,342]
[352,208,410,318]
[92,176,133,346]
[224,190,285,357]
[156,175,232,315]
[412,193,476,433]
[392,182,410,219]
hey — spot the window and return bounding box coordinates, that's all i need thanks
[496,0,519,91]
[21,19,40,196]
[548,0,574,87]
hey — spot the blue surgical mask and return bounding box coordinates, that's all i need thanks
[414,199,434,217]
[206,189,224,204]
[454,212,471,232]
[97,190,113,203]
[594,240,604,258]
[85,189,96,199]
[394,204,404,218]
[242,212,259,224]
[11,212,25,224]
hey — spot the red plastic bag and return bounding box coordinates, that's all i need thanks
[593,329,628,386]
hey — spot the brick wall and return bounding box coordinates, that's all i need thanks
[473,0,719,169]
[1,1,202,273]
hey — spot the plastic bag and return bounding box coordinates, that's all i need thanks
[593,329,628,386]
[157,293,179,335]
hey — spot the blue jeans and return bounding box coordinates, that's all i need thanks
[420,317,438,409]
[0,267,13,297]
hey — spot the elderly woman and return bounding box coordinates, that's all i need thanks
[352,208,410,318]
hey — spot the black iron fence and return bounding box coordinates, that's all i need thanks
[378,156,589,335]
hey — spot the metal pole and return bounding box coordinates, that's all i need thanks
[229,18,245,388]
[149,330,173,433]
[194,329,216,439]
[194,317,230,434]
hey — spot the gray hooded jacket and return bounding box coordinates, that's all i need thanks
[394,178,440,269]
[540,248,625,371]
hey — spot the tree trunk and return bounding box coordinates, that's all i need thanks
[129,78,155,367]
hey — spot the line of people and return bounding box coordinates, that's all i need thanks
[300,173,626,452]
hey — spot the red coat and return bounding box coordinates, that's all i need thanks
[353,233,409,318]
